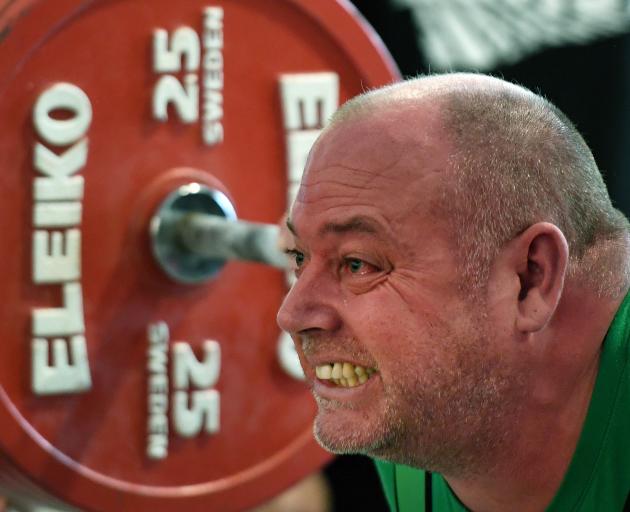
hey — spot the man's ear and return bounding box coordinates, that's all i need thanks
[509,222,569,333]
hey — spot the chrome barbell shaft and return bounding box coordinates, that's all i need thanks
[178,213,287,269]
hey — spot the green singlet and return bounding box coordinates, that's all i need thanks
[374,292,630,511]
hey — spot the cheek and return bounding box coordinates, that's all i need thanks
[388,270,460,320]
[348,291,407,333]
[346,292,437,367]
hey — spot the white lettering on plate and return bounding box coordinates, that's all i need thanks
[147,322,170,460]
[151,7,224,146]
[172,340,221,437]
[146,322,222,459]
[31,82,92,396]
[279,72,339,207]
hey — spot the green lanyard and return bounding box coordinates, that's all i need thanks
[395,465,432,511]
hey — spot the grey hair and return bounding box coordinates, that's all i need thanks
[332,74,630,297]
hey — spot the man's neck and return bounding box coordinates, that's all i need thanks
[443,289,623,512]
[444,354,599,511]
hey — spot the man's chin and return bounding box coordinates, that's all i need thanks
[312,411,393,457]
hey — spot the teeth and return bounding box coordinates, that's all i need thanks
[316,365,332,379]
[315,362,376,388]
[354,366,366,377]
[342,363,354,379]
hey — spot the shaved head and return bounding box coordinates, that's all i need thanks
[328,73,630,297]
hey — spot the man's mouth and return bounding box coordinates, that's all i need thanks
[314,362,377,388]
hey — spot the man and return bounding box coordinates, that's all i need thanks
[276,73,630,511]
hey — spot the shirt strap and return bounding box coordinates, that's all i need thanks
[395,464,429,511]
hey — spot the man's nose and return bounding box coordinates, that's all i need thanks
[277,264,341,335]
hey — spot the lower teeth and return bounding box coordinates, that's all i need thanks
[330,374,370,387]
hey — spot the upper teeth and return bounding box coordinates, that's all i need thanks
[315,362,376,387]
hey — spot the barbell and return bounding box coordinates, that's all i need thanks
[0,0,399,510]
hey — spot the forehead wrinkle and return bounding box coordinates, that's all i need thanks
[299,179,371,194]
[305,158,404,187]
[299,162,407,206]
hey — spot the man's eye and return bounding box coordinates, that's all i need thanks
[343,258,377,275]
[285,249,305,268]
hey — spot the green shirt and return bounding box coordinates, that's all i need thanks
[375,292,630,511]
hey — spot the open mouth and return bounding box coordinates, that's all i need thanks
[315,362,376,388]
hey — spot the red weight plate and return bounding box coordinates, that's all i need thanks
[0,1,399,510]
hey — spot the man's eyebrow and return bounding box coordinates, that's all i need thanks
[285,216,383,239]
[319,216,381,236]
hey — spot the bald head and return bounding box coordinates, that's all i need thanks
[326,73,630,297]
[332,73,526,121]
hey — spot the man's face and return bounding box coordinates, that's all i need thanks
[277,108,520,475]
